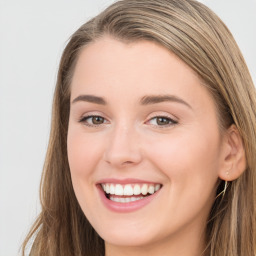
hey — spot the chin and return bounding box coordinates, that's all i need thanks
[97,223,162,248]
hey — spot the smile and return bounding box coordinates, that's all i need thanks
[99,182,162,209]
[101,183,161,200]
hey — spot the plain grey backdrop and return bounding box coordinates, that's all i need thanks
[0,0,255,255]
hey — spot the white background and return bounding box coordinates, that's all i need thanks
[0,0,255,255]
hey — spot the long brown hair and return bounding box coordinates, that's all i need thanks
[22,0,256,255]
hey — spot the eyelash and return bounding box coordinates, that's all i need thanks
[78,115,178,128]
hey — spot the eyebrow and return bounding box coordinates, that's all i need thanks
[72,95,106,105]
[140,95,192,109]
[71,94,192,109]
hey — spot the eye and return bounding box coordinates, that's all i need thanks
[79,115,107,126]
[147,116,177,127]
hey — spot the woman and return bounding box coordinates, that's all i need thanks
[22,0,256,255]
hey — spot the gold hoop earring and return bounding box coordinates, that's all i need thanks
[216,180,228,199]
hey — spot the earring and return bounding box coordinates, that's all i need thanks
[216,180,228,199]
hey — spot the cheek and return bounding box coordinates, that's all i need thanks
[67,128,103,180]
[145,126,221,188]
[145,129,221,226]
[67,126,110,219]
[67,128,103,215]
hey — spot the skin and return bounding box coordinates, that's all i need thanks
[67,37,234,256]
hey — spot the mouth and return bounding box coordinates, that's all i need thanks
[101,183,162,203]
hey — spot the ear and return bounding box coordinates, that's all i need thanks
[218,124,246,181]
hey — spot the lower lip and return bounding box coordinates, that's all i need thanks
[97,185,161,213]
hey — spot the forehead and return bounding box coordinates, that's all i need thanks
[70,36,215,111]
[73,37,198,80]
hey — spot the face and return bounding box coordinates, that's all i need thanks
[67,37,225,250]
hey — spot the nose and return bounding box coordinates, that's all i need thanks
[103,124,142,168]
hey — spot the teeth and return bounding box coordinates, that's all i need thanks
[106,184,110,194]
[110,184,115,194]
[134,184,140,195]
[141,184,148,195]
[148,185,155,194]
[101,183,162,196]
[115,184,123,195]
[124,185,133,195]
[155,184,161,192]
